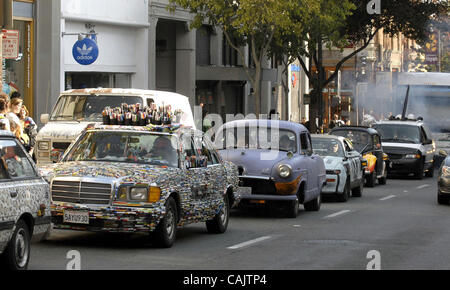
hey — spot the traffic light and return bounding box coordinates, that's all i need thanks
[0,0,13,29]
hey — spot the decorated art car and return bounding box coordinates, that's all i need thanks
[215,120,326,218]
[329,126,388,187]
[311,135,366,202]
[0,131,51,270]
[39,118,239,248]
[36,89,195,165]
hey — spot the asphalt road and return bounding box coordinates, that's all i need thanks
[28,171,450,270]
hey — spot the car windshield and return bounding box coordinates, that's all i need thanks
[373,124,421,144]
[332,130,371,153]
[312,138,344,157]
[217,127,297,153]
[50,95,143,122]
[64,131,179,167]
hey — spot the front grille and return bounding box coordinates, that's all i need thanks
[388,154,404,160]
[51,180,112,205]
[53,142,71,150]
[241,178,277,195]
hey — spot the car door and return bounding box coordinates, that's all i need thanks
[344,139,362,185]
[420,125,434,166]
[300,132,318,200]
[0,146,14,251]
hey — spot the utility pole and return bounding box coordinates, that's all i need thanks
[0,0,13,92]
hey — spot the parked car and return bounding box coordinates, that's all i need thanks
[0,131,51,270]
[311,135,366,202]
[373,119,435,179]
[329,126,388,187]
[38,123,239,248]
[215,120,326,218]
[36,89,195,165]
[438,150,450,205]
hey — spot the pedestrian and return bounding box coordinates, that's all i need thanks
[18,105,38,157]
[301,117,311,132]
[0,94,11,131]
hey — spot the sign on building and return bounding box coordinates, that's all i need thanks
[72,36,99,66]
[1,29,20,59]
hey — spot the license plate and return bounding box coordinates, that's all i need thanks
[63,210,89,225]
[237,187,252,196]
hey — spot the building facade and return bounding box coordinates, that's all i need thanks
[33,0,280,128]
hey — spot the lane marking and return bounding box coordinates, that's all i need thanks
[379,195,396,201]
[293,225,301,228]
[324,210,351,219]
[416,184,430,189]
[227,236,272,250]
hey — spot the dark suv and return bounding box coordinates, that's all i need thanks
[373,120,435,179]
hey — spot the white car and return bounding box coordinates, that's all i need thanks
[312,135,366,202]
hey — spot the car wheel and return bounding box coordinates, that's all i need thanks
[438,192,449,205]
[1,220,31,270]
[415,160,424,180]
[152,197,177,248]
[425,165,434,178]
[378,163,388,185]
[338,179,350,202]
[352,178,364,197]
[304,193,321,212]
[206,194,230,233]
[286,198,299,218]
[366,170,376,187]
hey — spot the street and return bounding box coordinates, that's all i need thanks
[28,172,450,270]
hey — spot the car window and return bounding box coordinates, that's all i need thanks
[344,140,352,152]
[204,138,220,165]
[373,135,381,150]
[0,159,9,180]
[0,140,36,179]
[300,133,312,156]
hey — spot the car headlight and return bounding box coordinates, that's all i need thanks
[118,185,161,203]
[405,153,421,159]
[278,164,292,178]
[38,141,50,151]
[129,187,148,201]
[443,166,450,177]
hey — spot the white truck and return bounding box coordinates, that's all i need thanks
[36,88,195,165]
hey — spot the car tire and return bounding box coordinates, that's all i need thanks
[352,178,364,197]
[1,220,31,270]
[206,194,230,233]
[338,179,350,202]
[378,163,387,185]
[304,194,321,212]
[366,170,376,187]
[438,192,449,205]
[152,197,177,248]
[425,165,434,178]
[286,198,299,218]
[415,160,424,180]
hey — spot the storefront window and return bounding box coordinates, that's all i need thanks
[65,72,131,90]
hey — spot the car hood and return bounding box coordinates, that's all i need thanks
[37,122,94,141]
[322,156,345,170]
[382,142,421,151]
[218,149,291,177]
[38,161,180,184]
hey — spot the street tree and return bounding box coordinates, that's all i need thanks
[276,0,447,133]
[168,0,313,117]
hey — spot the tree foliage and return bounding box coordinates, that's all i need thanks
[168,0,314,116]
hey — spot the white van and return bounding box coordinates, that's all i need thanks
[36,88,195,165]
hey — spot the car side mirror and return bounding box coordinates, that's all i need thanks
[41,114,49,124]
[439,150,448,157]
